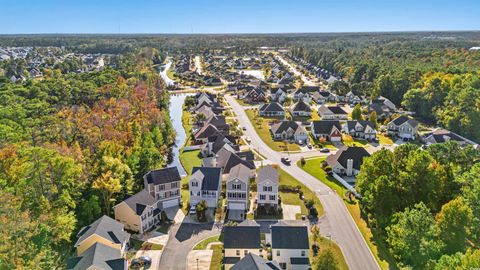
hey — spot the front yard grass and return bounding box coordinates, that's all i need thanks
[342,134,368,147]
[276,166,323,219]
[179,149,202,214]
[209,244,223,270]
[378,133,394,145]
[298,157,391,270]
[193,235,221,250]
[245,109,300,152]
[310,236,349,270]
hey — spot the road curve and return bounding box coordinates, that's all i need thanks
[225,94,380,270]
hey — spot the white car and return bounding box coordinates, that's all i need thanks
[189,205,196,215]
[245,136,251,143]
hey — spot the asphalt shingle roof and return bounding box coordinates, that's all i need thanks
[144,167,181,185]
[120,189,156,215]
[311,120,341,134]
[270,221,309,249]
[192,167,222,191]
[257,165,279,184]
[67,242,126,270]
[224,220,261,249]
[231,253,281,270]
[326,146,371,170]
[75,215,129,248]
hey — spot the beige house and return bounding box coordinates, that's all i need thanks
[257,165,279,209]
[74,215,130,256]
[270,221,310,270]
[114,189,160,234]
[226,163,251,218]
[223,220,261,269]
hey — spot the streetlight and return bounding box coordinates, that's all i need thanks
[196,258,199,270]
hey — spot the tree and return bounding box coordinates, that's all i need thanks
[368,111,378,128]
[436,197,472,254]
[311,224,320,245]
[386,202,444,269]
[351,104,363,120]
[196,200,208,222]
[459,163,480,245]
[331,80,350,96]
[314,249,338,270]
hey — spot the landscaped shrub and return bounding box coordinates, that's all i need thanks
[305,199,315,209]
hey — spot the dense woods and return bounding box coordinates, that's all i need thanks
[357,142,480,269]
[0,47,174,268]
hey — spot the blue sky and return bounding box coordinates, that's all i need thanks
[1,0,479,34]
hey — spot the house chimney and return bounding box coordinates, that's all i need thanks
[346,159,353,176]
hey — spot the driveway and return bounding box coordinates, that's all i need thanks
[225,94,380,270]
[135,249,162,270]
[186,250,213,270]
[159,222,220,270]
[282,204,301,220]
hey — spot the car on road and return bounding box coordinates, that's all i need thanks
[189,205,196,215]
[245,136,251,143]
[131,256,152,269]
[281,157,291,165]
[320,148,330,153]
[242,126,247,131]
[307,143,313,149]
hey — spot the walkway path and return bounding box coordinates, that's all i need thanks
[225,94,380,270]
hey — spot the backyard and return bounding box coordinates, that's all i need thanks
[179,149,202,213]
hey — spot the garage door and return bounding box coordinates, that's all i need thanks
[162,198,179,209]
[229,202,245,210]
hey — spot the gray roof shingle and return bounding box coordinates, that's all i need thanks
[67,242,126,270]
[144,167,181,185]
[270,221,309,249]
[224,220,261,249]
[75,215,130,248]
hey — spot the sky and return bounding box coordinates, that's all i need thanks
[1,0,479,34]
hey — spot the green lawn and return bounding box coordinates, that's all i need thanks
[276,166,324,218]
[130,239,164,251]
[209,244,223,270]
[245,109,300,152]
[310,236,349,270]
[179,149,202,213]
[378,133,394,145]
[342,134,369,147]
[298,158,391,270]
[193,235,221,250]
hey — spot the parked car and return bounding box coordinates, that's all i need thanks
[242,126,247,131]
[131,256,152,269]
[320,148,330,153]
[245,136,251,143]
[281,157,291,165]
[189,205,196,215]
[307,143,313,149]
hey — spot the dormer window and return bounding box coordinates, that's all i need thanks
[192,181,198,187]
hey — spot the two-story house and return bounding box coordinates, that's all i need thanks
[256,165,279,210]
[270,87,288,103]
[270,221,310,270]
[143,167,181,209]
[343,120,377,140]
[224,220,261,269]
[74,215,130,256]
[189,167,222,208]
[386,115,419,140]
[231,253,281,270]
[293,86,319,103]
[67,242,127,270]
[226,164,251,220]
[113,189,160,234]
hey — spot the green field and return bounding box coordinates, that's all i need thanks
[245,109,300,152]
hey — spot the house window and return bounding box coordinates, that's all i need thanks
[236,250,240,256]
[276,250,280,256]
[232,183,241,190]
[260,194,266,200]
[269,195,276,201]
[171,182,178,188]
[244,250,248,255]
[159,185,165,191]
[192,181,198,187]
[301,250,306,256]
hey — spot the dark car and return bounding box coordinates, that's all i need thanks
[131,256,152,269]
[281,157,291,165]
[320,148,330,153]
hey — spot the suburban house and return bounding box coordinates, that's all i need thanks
[317,105,348,120]
[189,167,222,208]
[143,167,181,209]
[224,220,262,269]
[387,115,419,140]
[259,102,285,117]
[194,124,223,144]
[310,120,342,142]
[257,165,279,210]
[67,242,127,270]
[311,90,334,104]
[369,96,396,119]
[226,164,251,219]
[231,253,281,270]
[200,134,238,158]
[290,100,311,117]
[204,147,256,178]
[270,221,310,270]
[243,88,267,103]
[343,120,377,140]
[270,87,288,103]
[203,114,230,134]
[113,189,160,234]
[326,146,371,177]
[422,128,474,146]
[293,86,320,103]
[74,215,130,256]
[270,121,308,144]
[345,91,361,104]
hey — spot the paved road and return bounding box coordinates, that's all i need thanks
[159,222,221,270]
[225,94,380,270]
[276,54,316,86]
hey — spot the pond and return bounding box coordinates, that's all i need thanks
[167,93,193,177]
